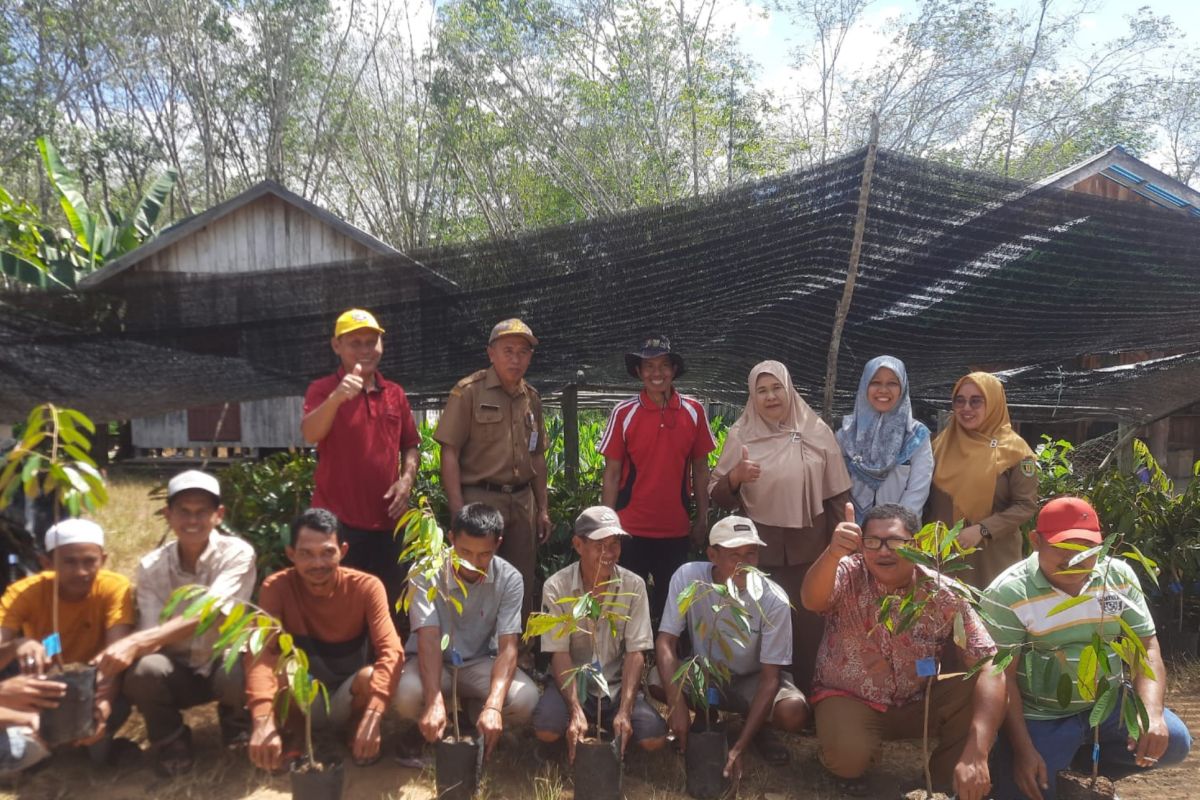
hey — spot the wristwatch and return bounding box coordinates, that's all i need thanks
[978,523,992,542]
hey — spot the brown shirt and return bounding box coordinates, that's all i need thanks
[928,462,1038,588]
[434,366,546,486]
[711,474,848,566]
[246,567,402,716]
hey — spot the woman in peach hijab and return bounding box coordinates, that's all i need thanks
[709,360,851,693]
[928,372,1038,588]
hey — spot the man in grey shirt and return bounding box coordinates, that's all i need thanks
[533,506,667,762]
[655,515,809,778]
[393,503,538,760]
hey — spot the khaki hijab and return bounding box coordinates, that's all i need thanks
[711,361,851,528]
[931,372,1033,523]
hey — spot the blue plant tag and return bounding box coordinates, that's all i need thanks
[706,686,721,707]
[449,648,463,667]
[1092,743,1100,763]
[591,659,602,673]
[916,657,937,678]
[42,633,61,658]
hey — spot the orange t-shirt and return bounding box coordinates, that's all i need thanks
[0,570,135,664]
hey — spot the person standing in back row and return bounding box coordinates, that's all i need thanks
[434,319,550,631]
[301,308,421,632]
[600,336,716,626]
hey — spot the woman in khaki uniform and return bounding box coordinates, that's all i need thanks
[708,360,851,695]
[928,371,1038,588]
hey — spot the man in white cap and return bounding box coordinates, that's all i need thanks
[533,506,667,762]
[435,318,550,635]
[0,518,135,762]
[654,515,808,779]
[97,470,256,776]
[302,308,421,632]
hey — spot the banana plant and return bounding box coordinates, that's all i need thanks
[0,138,177,289]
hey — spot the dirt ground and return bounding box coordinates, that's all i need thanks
[2,676,1196,800]
[2,472,1196,799]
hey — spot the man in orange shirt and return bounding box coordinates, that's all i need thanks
[246,508,402,770]
[0,519,135,766]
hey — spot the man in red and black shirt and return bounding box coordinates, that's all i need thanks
[301,308,420,630]
[600,336,715,625]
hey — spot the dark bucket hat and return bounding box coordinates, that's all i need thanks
[624,335,686,378]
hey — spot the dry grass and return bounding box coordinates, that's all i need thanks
[88,471,170,577]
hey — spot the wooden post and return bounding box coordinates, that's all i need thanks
[823,114,881,424]
[563,383,579,488]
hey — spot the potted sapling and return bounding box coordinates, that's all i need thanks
[669,564,763,800]
[0,404,108,745]
[523,577,634,800]
[163,585,341,800]
[396,499,482,800]
[881,518,983,800]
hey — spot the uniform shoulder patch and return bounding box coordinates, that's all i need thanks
[454,370,487,389]
[1019,458,1036,478]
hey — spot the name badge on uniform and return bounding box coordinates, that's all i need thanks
[527,411,538,452]
[791,432,803,443]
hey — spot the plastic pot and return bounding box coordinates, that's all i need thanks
[435,737,481,800]
[685,729,728,800]
[574,737,622,800]
[39,665,96,747]
[289,756,345,800]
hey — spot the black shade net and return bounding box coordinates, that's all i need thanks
[2,148,1198,425]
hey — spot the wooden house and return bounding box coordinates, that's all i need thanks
[1025,147,1200,475]
[79,180,453,456]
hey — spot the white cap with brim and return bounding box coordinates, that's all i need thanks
[708,515,766,549]
[168,470,221,501]
[45,518,105,552]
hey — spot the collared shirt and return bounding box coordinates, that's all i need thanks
[599,389,716,538]
[406,555,524,663]
[248,567,403,716]
[981,554,1155,720]
[659,561,791,677]
[434,367,545,486]
[304,368,420,532]
[540,562,653,700]
[136,531,257,674]
[812,554,997,709]
[0,570,134,664]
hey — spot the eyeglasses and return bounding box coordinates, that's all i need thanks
[952,395,985,409]
[863,536,913,552]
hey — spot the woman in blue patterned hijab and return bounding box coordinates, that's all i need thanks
[834,355,932,523]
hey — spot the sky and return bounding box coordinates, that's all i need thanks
[733,0,1198,100]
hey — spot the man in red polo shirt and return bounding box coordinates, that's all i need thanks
[301,308,420,631]
[600,336,715,626]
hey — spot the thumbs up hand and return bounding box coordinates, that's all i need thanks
[730,445,762,489]
[830,501,862,558]
[334,363,366,402]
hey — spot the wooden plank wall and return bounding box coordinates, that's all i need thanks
[138,195,374,274]
[132,396,307,449]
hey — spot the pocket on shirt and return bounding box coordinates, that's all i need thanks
[475,405,505,441]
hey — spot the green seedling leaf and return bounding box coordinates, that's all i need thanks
[1089,680,1117,728]
[1047,594,1092,617]
[1057,673,1074,708]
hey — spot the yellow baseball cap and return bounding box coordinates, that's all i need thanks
[488,318,538,347]
[333,308,384,338]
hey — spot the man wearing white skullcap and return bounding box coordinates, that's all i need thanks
[0,518,135,767]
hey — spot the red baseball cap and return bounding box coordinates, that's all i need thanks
[1036,497,1103,544]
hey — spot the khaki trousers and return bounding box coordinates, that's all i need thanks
[815,673,976,790]
[462,485,537,621]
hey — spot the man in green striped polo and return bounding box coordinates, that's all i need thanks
[981,496,1191,800]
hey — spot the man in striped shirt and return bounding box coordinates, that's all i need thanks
[600,336,716,626]
[981,497,1191,800]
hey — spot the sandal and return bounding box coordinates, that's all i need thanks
[752,726,790,766]
[153,727,194,777]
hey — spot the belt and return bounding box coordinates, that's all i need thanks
[472,481,531,494]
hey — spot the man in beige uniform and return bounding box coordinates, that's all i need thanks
[434,319,551,625]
